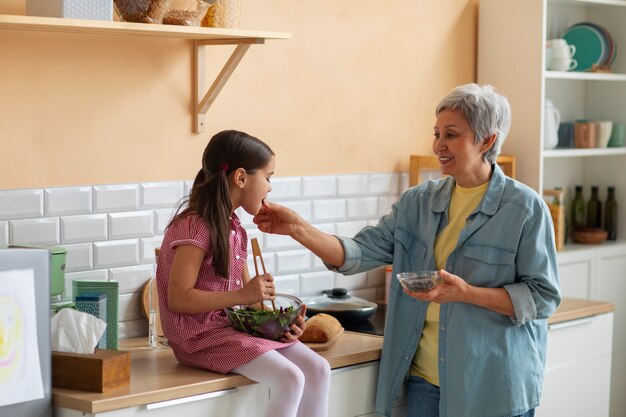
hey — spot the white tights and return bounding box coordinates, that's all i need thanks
[232,342,331,417]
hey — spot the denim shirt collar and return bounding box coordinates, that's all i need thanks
[431,163,506,216]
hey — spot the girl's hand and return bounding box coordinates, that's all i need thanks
[281,305,307,342]
[253,201,303,236]
[403,269,470,304]
[240,273,276,305]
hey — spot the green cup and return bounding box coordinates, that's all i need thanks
[608,122,625,147]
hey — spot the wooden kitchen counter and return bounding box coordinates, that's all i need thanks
[548,297,614,324]
[53,297,614,414]
[52,331,383,414]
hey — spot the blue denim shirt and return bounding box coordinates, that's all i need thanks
[330,164,561,417]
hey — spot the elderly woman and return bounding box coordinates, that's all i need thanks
[253,83,561,417]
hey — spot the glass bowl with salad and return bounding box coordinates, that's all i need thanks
[225,293,304,341]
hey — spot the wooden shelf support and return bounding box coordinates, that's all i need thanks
[194,38,264,133]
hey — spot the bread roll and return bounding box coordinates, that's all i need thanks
[301,313,342,343]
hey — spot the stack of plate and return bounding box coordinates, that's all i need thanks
[562,22,616,72]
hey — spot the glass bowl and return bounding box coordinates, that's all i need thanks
[225,293,303,341]
[113,0,172,24]
[162,0,215,26]
[396,271,442,293]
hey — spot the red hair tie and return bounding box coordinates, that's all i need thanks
[218,163,229,172]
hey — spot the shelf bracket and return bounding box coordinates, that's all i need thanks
[194,38,265,133]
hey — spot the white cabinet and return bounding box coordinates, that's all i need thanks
[537,312,613,417]
[328,361,406,417]
[55,384,269,417]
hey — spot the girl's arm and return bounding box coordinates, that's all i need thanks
[167,245,275,314]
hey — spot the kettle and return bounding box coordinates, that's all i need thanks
[544,98,560,149]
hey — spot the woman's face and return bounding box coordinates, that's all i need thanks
[432,108,491,187]
[240,155,275,216]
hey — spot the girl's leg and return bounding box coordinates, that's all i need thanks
[277,342,331,417]
[406,375,440,417]
[232,349,305,417]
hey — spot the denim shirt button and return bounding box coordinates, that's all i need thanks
[405,356,409,360]
[440,357,444,362]
[441,326,445,331]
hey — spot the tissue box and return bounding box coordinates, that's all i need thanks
[52,349,130,392]
[73,280,119,349]
[75,294,108,349]
[26,0,113,20]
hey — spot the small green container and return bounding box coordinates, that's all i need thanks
[73,280,119,349]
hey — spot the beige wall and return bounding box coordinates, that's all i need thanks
[0,0,477,190]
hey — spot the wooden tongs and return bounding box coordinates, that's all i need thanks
[251,237,277,312]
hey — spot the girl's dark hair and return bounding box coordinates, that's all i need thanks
[169,130,274,278]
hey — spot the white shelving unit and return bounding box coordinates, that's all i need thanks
[479,2,626,417]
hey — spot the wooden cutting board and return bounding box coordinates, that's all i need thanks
[304,327,344,351]
[141,278,164,337]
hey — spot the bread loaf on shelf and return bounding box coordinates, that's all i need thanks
[300,313,342,343]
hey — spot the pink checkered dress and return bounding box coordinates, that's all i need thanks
[156,213,296,374]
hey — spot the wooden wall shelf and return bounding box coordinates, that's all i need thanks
[0,14,292,133]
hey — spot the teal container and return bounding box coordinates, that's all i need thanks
[73,280,119,349]
[75,294,108,349]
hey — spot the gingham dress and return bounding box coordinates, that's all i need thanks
[156,213,296,374]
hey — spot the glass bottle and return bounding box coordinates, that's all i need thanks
[571,185,585,230]
[605,186,617,240]
[587,186,602,228]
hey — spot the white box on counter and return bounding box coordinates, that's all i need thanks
[26,0,113,21]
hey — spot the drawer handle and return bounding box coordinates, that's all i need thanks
[146,388,239,410]
[548,316,595,331]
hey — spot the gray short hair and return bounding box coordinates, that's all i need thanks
[435,83,511,164]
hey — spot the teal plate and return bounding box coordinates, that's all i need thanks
[563,25,605,71]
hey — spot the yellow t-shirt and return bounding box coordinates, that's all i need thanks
[410,181,488,386]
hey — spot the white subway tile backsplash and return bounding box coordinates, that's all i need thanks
[303,176,337,198]
[281,200,312,222]
[378,195,399,217]
[63,269,109,301]
[140,236,163,264]
[274,274,300,295]
[0,173,402,339]
[0,221,7,246]
[300,271,335,295]
[0,189,44,220]
[64,242,93,272]
[154,208,176,234]
[109,211,154,240]
[236,208,255,227]
[94,184,139,213]
[337,174,368,196]
[270,177,301,200]
[264,233,300,252]
[118,292,143,321]
[276,250,311,275]
[10,217,60,245]
[110,264,154,294]
[369,173,400,196]
[140,182,184,208]
[94,239,139,268]
[400,172,410,192]
[334,271,369,290]
[312,199,346,222]
[346,197,378,220]
[61,214,107,244]
[45,186,92,216]
[336,220,368,238]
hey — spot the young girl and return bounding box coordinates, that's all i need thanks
[156,130,331,417]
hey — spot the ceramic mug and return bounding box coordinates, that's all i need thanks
[550,56,577,71]
[574,122,598,148]
[596,121,613,148]
[552,43,576,59]
[557,122,575,148]
[608,122,625,147]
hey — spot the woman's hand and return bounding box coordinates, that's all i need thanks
[239,273,276,305]
[253,201,303,236]
[281,305,307,342]
[403,270,470,303]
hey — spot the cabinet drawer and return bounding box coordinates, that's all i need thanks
[545,313,613,370]
[537,355,611,417]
